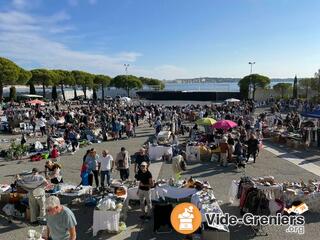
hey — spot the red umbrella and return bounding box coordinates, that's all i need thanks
[212,120,237,130]
[26,99,45,105]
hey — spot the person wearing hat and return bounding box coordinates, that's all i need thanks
[16,168,48,224]
[134,148,150,174]
[134,162,153,220]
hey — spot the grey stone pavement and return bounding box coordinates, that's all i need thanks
[0,121,320,240]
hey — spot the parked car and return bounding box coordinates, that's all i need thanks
[105,96,113,101]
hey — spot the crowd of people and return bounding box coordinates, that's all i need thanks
[3,97,316,238]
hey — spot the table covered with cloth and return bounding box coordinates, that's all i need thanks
[51,184,92,197]
[284,191,320,212]
[92,186,127,236]
[148,145,173,160]
[191,191,229,232]
[93,210,120,236]
[127,184,197,201]
[127,186,159,201]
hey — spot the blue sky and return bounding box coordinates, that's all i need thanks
[0,0,320,80]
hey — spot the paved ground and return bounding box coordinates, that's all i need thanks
[0,120,320,240]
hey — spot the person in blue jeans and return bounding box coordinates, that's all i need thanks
[85,149,100,188]
[98,150,114,190]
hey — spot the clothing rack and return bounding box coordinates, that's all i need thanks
[238,176,269,237]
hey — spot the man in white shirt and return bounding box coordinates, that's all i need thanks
[98,150,114,189]
[38,116,47,136]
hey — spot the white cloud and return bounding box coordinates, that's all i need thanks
[68,0,78,7]
[114,52,142,62]
[42,11,71,23]
[0,8,187,79]
[0,9,142,76]
[153,65,188,80]
[12,0,42,10]
[12,0,27,9]
[88,0,97,5]
[67,0,98,7]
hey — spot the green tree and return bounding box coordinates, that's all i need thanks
[273,83,292,99]
[50,71,60,101]
[299,78,315,99]
[71,70,94,99]
[52,70,73,101]
[139,77,165,90]
[17,69,32,85]
[0,57,20,102]
[93,74,111,100]
[293,75,298,99]
[315,70,320,101]
[111,75,143,96]
[70,70,79,99]
[28,81,36,94]
[238,74,270,99]
[9,86,17,100]
[51,85,58,100]
[30,69,58,98]
[13,69,32,101]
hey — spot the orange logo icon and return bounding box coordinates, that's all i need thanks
[170,203,202,234]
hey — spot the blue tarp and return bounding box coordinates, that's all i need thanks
[301,110,320,118]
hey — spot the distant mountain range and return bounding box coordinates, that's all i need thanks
[166,78,294,83]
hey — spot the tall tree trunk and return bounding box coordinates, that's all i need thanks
[9,86,16,100]
[127,88,130,97]
[73,87,77,99]
[30,84,36,94]
[83,86,87,99]
[52,86,57,100]
[252,86,256,100]
[101,84,105,100]
[42,84,46,98]
[281,88,284,99]
[93,89,97,101]
[0,83,3,103]
[318,78,320,102]
[306,85,309,99]
[60,83,66,101]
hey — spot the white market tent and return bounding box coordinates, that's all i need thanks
[20,94,44,99]
[121,97,132,102]
[225,98,240,103]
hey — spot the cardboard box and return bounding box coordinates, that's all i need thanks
[8,193,26,204]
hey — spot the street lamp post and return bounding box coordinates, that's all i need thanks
[124,64,130,96]
[248,61,256,99]
[124,64,129,75]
